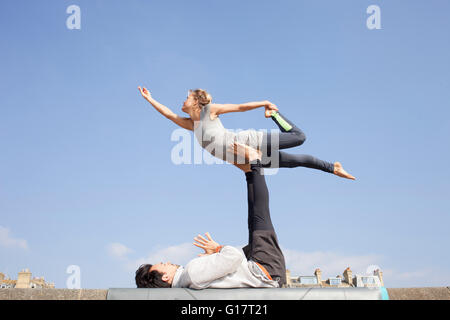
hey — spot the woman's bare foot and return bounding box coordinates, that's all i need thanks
[233,163,252,172]
[333,162,356,180]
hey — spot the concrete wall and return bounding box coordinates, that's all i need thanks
[0,289,108,300]
[0,287,449,300]
[387,287,450,300]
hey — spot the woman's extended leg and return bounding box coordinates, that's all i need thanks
[262,150,356,179]
[264,150,334,173]
[261,112,356,179]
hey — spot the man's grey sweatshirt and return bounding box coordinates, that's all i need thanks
[171,245,280,289]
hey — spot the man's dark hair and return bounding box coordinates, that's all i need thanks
[135,264,171,288]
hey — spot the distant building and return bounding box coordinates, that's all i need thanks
[354,269,384,288]
[0,269,55,289]
[285,267,384,288]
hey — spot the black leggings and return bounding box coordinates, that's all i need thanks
[242,164,287,286]
[261,112,335,173]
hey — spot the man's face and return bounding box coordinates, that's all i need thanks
[149,262,180,284]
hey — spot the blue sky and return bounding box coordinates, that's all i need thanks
[1,0,449,289]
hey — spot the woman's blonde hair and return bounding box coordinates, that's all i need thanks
[189,89,212,108]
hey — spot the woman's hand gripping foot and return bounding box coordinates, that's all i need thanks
[264,101,279,118]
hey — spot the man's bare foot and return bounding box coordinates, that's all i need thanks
[233,163,252,172]
[228,142,262,163]
[333,162,356,180]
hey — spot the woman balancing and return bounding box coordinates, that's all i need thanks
[138,86,355,180]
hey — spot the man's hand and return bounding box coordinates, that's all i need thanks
[193,232,221,257]
[138,86,152,100]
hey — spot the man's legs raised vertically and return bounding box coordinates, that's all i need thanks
[230,142,287,286]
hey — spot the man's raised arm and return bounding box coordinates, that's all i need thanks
[186,233,244,288]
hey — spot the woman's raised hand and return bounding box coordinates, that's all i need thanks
[138,86,152,100]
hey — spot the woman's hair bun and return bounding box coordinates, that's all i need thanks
[189,89,212,108]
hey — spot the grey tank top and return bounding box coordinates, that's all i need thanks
[194,104,264,162]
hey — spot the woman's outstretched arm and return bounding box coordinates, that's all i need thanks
[210,101,278,117]
[138,86,194,131]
